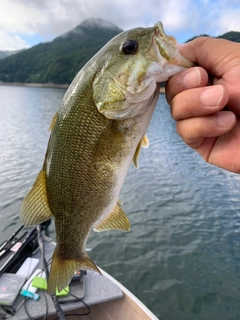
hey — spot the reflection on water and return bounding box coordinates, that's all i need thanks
[1,85,240,319]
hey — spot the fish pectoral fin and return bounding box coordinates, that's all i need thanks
[93,201,130,232]
[19,169,54,226]
[133,134,149,169]
[49,111,58,131]
[47,248,101,294]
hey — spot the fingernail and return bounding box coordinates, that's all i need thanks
[200,85,224,107]
[183,68,201,88]
[217,112,235,128]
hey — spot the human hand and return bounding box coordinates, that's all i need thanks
[166,37,240,173]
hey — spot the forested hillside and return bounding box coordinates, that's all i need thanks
[0,19,239,85]
[0,18,122,84]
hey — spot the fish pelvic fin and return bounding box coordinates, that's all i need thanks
[19,169,53,226]
[133,134,149,169]
[47,248,101,294]
[93,200,130,232]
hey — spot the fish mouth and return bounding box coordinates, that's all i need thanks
[154,21,194,68]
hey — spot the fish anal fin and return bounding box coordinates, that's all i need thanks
[93,201,130,232]
[19,169,53,226]
[47,248,101,294]
[49,112,58,131]
[133,134,149,169]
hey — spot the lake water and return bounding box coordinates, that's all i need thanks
[1,85,240,319]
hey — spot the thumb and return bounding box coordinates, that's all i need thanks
[178,37,240,77]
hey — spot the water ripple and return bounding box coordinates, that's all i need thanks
[1,89,240,319]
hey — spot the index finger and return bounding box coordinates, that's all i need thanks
[179,37,240,75]
[165,67,208,104]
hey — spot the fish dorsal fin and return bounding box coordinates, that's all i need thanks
[19,169,54,226]
[49,112,58,131]
[93,201,130,232]
[133,134,149,169]
[47,247,100,294]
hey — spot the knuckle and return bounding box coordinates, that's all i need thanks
[170,92,191,121]
[176,118,202,148]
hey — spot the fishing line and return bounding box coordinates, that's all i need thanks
[0,225,50,319]
[51,290,90,320]
[22,226,90,319]
[36,225,66,320]
[23,290,49,320]
[23,226,49,320]
[23,271,49,320]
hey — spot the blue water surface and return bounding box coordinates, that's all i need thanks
[1,85,240,319]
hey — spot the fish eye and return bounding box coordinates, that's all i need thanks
[122,39,139,55]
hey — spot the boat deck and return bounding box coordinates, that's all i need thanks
[9,238,123,320]
[3,236,159,320]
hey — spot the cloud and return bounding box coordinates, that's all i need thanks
[0,28,30,51]
[215,5,240,35]
[0,0,240,50]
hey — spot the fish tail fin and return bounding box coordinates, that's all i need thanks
[47,247,101,294]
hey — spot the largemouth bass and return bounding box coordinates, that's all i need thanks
[20,21,193,294]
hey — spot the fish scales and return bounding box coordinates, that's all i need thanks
[47,84,114,247]
[20,21,194,293]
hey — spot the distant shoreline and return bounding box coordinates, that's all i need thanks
[0,82,69,89]
[0,82,166,93]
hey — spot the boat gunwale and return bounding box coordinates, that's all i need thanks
[99,267,159,320]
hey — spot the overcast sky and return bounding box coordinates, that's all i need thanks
[1,0,240,51]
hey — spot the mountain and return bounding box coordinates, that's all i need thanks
[186,31,240,43]
[1,20,240,85]
[217,31,240,42]
[0,18,122,85]
[0,49,25,60]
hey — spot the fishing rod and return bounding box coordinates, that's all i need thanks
[0,225,24,254]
